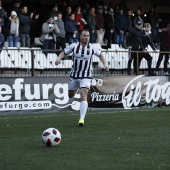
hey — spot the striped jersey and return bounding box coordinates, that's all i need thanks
[64,43,101,79]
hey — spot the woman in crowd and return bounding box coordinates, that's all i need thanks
[7,11,19,47]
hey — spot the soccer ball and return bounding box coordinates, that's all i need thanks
[42,128,61,146]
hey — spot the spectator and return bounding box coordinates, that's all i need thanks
[63,6,72,22]
[103,6,108,15]
[125,9,133,35]
[64,13,79,44]
[0,26,4,50]
[86,6,96,43]
[114,8,126,46]
[74,5,87,35]
[103,5,108,44]
[59,1,67,15]
[40,16,60,56]
[124,9,133,48]
[9,0,21,14]
[0,0,7,39]
[140,23,158,76]
[126,20,143,75]
[0,0,7,25]
[133,9,144,28]
[156,23,170,75]
[147,6,160,46]
[18,5,39,47]
[105,6,115,48]
[7,11,19,47]
[48,3,59,21]
[113,4,119,17]
[55,12,66,53]
[96,6,105,45]
[81,2,90,16]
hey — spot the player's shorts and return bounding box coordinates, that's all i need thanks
[68,78,91,91]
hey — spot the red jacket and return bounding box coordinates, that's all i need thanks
[74,12,84,31]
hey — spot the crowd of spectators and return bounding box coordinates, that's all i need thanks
[0,0,170,75]
[0,0,164,48]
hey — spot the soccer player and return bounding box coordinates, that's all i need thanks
[55,29,109,126]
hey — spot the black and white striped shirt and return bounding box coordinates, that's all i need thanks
[64,43,101,79]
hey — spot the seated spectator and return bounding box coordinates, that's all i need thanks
[55,12,66,53]
[7,11,19,47]
[18,5,39,47]
[0,26,4,50]
[64,13,79,44]
[40,16,60,56]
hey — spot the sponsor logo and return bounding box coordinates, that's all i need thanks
[91,92,119,102]
[0,78,80,111]
[122,75,170,109]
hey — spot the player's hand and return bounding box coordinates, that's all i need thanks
[55,58,61,65]
[104,65,109,72]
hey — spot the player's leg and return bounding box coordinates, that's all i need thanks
[78,79,91,126]
[68,78,78,98]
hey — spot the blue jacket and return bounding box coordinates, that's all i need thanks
[64,19,78,41]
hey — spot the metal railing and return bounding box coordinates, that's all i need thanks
[0,48,169,77]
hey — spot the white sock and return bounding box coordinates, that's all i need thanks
[80,101,88,119]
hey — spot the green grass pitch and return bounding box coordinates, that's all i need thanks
[0,108,170,170]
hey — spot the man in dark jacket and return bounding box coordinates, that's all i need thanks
[0,26,4,51]
[114,8,126,46]
[18,5,39,47]
[126,20,143,75]
[105,6,115,48]
[64,13,79,44]
[156,23,170,75]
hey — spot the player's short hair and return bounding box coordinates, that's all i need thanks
[80,29,90,35]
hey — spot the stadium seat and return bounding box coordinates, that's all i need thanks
[140,58,148,69]
[111,44,121,50]
[34,37,43,46]
[6,48,27,68]
[63,60,72,69]
[0,50,14,68]
[34,52,53,69]
[47,53,58,68]
[20,49,32,69]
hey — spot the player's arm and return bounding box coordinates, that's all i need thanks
[55,51,66,65]
[99,54,109,71]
